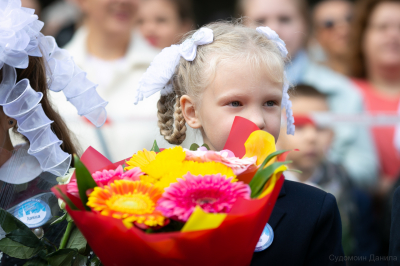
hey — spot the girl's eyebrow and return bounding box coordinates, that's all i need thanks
[216,88,283,101]
[215,91,249,102]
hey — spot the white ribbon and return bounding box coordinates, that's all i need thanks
[179,27,214,61]
[134,27,213,105]
[256,27,288,58]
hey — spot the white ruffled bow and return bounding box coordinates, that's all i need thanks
[0,0,43,69]
[179,27,213,61]
[134,27,213,104]
[0,0,109,176]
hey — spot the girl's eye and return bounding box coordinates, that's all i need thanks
[228,101,242,107]
[156,17,167,23]
[265,101,275,107]
[279,16,292,24]
[255,18,266,25]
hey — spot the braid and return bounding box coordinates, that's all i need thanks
[157,94,175,139]
[165,98,186,144]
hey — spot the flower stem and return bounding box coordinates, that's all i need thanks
[59,220,74,249]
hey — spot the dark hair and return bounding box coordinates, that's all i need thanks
[166,0,195,24]
[0,56,80,164]
[348,0,400,78]
[291,84,327,99]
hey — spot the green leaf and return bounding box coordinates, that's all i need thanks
[0,238,40,259]
[66,227,87,253]
[6,228,42,248]
[258,149,290,170]
[189,143,200,151]
[23,257,48,266]
[250,161,291,198]
[46,249,76,266]
[89,254,103,266]
[72,253,88,266]
[150,140,160,152]
[56,188,79,211]
[201,144,210,150]
[74,155,97,211]
[0,208,28,233]
[286,169,302,174]
[50,212,67,226]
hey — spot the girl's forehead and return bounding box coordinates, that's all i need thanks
[207,62,283,96]
[209,56,284,86]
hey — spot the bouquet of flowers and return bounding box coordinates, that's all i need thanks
[52,117,290,266]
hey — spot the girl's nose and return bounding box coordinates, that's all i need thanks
[248,112,266,130]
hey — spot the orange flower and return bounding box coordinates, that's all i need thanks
[87,180,165,228]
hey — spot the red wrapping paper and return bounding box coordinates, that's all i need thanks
[52,117,283,266]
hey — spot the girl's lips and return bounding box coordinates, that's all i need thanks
[146,36,158,46]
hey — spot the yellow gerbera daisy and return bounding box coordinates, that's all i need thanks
[124,149,156,170]
[87,180,165,228]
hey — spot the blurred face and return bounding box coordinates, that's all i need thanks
[244,0,307,57]
[278,96,333,173]
[314,0,353,58]
[138,0,191,49]
[181,61,283,151]
[80,0,139,34]
[363,2,400,71]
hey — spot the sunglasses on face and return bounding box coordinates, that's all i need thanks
[319,15,352,29]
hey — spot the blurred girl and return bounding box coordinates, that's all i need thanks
[138,0,194,49]
[135,21,345,265]
[349,0,400,193]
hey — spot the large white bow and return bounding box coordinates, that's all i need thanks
[134,28,213,105]
[179,27,214,61]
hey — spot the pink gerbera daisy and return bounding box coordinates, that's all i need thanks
[67,165,144,195]
[157,173,251,222]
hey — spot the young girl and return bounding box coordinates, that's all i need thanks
[138,0,194,49]
[135,21,345,265]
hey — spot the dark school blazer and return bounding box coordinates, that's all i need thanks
[251,179,346,266]
[389,186,400,266]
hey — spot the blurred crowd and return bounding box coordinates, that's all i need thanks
[28,0,400,263]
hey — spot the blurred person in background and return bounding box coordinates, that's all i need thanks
[278,85,383,264]
[137,0,194,49]
[349,0,400,195]
[40,0,82,47]
[312,0,353,76]
[237,0,379,190]
[49,0,162,162]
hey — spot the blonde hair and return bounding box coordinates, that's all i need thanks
[157,20,287,145]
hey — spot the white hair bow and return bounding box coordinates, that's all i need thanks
[0,0,108,176]
[134,27,213,105]
[179,27,213,61]
[256,27,288,58]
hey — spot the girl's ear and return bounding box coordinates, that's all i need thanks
[180,95,202,129]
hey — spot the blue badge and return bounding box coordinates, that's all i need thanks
[13,198,51,228]
[254,223,274,252]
